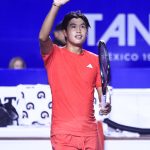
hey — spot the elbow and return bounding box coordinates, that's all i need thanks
[38,32,49,42]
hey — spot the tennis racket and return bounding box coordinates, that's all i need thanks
[98,40,111,107]
[97,41,111,148]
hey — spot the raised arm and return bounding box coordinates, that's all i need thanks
[39,0,70,55]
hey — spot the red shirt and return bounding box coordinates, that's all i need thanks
[42,45,102,136]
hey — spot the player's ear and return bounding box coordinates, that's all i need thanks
[85,30,88,38]
[63,29,67,38]
[63,29,66,35]
[86,30,88,36]
[54,32,59,38]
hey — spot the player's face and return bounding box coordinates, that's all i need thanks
[65,18,88,46]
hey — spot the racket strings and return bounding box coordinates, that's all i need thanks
[98,41,111,95]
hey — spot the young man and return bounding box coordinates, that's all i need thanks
[39,0,111,149]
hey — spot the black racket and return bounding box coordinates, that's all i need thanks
[98,40,111,97]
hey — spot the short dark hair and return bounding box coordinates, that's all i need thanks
[61,10,90,30]
[55,22,63,31]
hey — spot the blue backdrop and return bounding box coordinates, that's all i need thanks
[0,0,150,87]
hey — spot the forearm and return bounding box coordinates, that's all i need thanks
[39,4,60,42]
[39,3,61,54]
[96,87,102,103]
[39,0,69,54]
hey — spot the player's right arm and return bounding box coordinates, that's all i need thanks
[39,0,70,55]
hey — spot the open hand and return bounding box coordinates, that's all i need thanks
[53,0,70,6]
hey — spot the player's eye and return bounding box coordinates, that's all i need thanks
[70,25,76,28]
[81,25,86,29]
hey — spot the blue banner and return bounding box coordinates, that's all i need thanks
[0,0,150,69]
[0,0,150,88]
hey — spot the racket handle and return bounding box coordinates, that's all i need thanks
[99,95,106,116]
[106,86,112,104]
[101,95,106,109]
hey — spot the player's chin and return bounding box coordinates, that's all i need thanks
[76,39,84,44]
[75,38,86,44]
[73,42,83,47]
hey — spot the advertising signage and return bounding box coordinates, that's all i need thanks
[0,0,150,69]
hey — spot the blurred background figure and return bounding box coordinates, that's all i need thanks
[9,57,26,69]
[53,22,66,46]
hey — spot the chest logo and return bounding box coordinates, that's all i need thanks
[86,64,93,69]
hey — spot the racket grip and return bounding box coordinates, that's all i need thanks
[101,95,106,109]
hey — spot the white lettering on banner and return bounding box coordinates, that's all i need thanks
[143,53,150,61]
[109,52,150,62]
[128,14,150,46]
[85,13,150,46]
[109,53,139,61]
[85,14,103,46]
[100,14,126,46]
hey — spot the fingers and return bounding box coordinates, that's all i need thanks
[105,103,112,113]
[99,103,111,115]
[105,103,111,109]
[53,0,70,6]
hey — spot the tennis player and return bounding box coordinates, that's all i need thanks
[39,0,111,149]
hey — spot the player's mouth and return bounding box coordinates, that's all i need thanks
[75,35,82,40]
